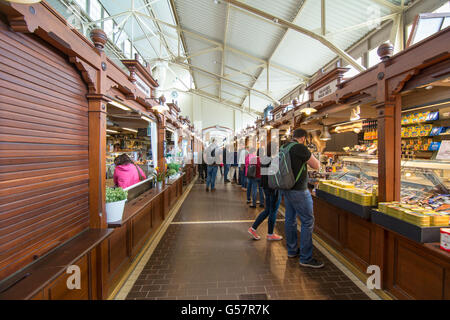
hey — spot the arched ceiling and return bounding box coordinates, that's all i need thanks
[50,0,416,114]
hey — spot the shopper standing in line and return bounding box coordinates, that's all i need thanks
[248,142,283,241]
[245,148,264,208]
[282,128,323,268]
[238,144,249,190]
[223,144,231,183]
[204,138,219,192]
[230,147,239,184]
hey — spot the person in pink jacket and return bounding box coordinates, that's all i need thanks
[113,154,146,189]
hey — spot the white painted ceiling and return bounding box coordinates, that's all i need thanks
[48,0,415,115]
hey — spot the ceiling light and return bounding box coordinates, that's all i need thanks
[109,100,131,111]
[106,129,118,133]
[319,125,331,141]
[301,103,317,116]
[141,115,153,123]
[123,128,138,133]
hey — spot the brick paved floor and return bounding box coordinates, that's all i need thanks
[126,180,370,300]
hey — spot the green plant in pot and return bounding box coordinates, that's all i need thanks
[167,168,177,176]
[105,187,128,223]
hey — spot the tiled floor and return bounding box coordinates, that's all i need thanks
[126,177,371,300]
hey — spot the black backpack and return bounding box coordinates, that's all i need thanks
[247,164,257,179]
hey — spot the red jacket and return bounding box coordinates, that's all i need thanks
[113,163,146,189]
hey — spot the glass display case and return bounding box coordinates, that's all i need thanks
[329,156,450,213]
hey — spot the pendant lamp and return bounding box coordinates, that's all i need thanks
[319,125,331,141]
[301,102,317,116]
[350,105,361,122]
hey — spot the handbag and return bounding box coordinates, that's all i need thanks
[133,163,146,181]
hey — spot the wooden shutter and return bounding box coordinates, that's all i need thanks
[0,19,89,280]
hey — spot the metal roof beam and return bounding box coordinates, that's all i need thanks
[224,63,265,80]
[221,3,231,101]
[223,0,366,72]
[325,12,399,37]
[162,59,278,103]
[189,89,261,116]
[132,11,309,80]
[239,0,309,107]
[370,0,403,12]
[184,46,222,60]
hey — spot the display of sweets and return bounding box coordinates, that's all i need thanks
[401,189,450,214]
[377,202,450,227]
[318,180,377,207]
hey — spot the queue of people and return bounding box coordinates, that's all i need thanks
[200,129,323,268]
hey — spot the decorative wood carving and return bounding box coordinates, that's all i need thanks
[89,29,107,51]
[69,56,98,93]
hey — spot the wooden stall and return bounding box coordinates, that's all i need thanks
[260,27,450,300]
[0,1,193,299]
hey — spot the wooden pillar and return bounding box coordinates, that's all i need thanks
[158,114,166,169]
[376,96,402,202]
[375,43,402,203]
[87,94,109,229]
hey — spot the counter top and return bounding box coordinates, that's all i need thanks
[108,185,168,228]
[166,173,185,185]
[0,229,113,300]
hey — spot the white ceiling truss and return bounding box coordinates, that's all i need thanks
[60,0,418,115]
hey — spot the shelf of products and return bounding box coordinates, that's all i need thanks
[106,129,155,180]
[400,109,450,159]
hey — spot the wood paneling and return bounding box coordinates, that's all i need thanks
[314,197,341,245]
[47,256,89,300]
[107,226,128,278]
[313,195,377,274]
[131,206,152,256]
[345,214,372,267]
[385,233,450,300]
[0,19,89,280]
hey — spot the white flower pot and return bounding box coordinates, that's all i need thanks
[105,199,126,223]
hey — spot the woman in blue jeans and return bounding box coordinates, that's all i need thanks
[245,148,264,208]
[248,143,283,241]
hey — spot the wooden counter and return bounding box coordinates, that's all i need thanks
[0,229,113,300]
[104,178,184,295]
[313,193,450,300]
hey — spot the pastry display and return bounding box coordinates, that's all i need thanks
[376,202,450,227]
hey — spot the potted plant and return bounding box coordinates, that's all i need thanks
[154,167,167,189]
[105,187,128,223]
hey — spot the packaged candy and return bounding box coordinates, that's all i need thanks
[430,127,443,136]
[429,141,441,151]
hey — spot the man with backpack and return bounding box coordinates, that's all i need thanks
[268,128,323,268]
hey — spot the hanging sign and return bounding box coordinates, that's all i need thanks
[313,79,338,101]
[135,75,151,98]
